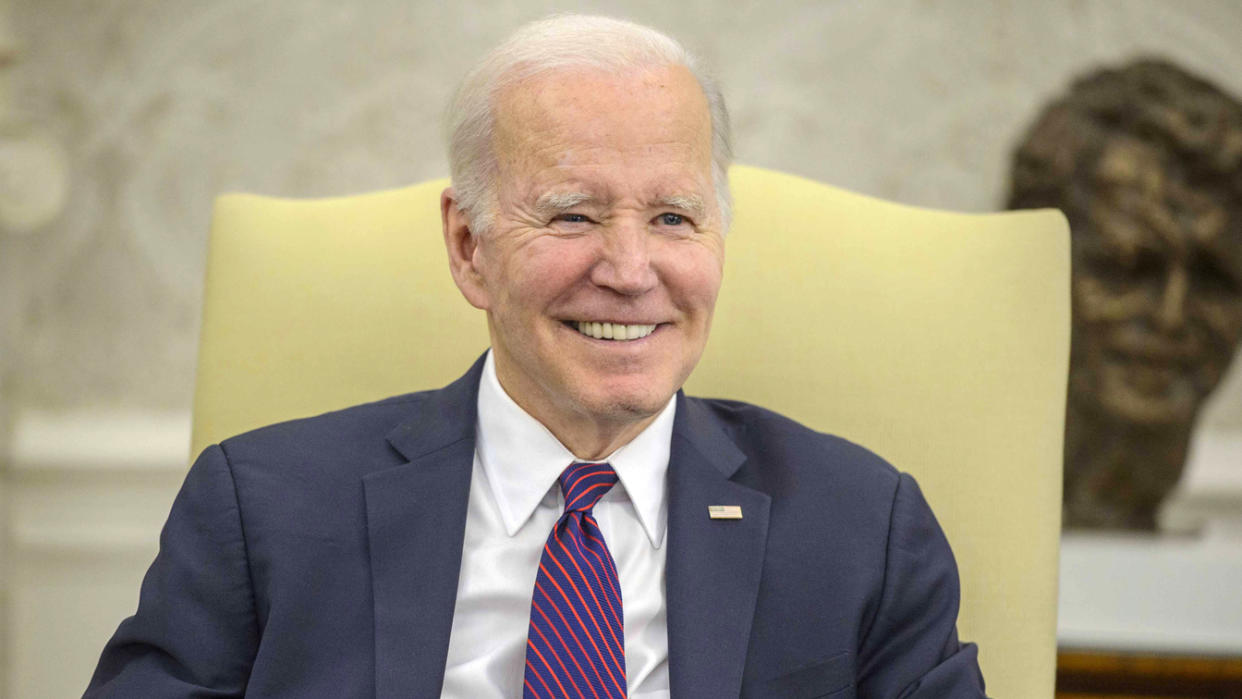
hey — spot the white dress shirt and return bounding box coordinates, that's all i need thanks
[440,351,675,698]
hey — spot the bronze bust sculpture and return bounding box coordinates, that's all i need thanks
[1008,59,1242,529]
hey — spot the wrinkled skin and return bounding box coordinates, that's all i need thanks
[442,64,725,460]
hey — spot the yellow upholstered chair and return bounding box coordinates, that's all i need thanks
[193,165,1069,698]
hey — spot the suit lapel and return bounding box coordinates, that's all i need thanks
[364,357,484,699]
[361,361,773,698]
[666,394,771,699]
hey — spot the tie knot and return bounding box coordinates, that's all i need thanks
[559,462,619,514]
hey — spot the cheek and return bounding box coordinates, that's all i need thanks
[1072,277,1151,323]
[1196,299,1242,343]
[692,265,724,311]
[492,240,598,309]
[661,244,724,311]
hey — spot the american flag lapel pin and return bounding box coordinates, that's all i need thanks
[708,505,743,520]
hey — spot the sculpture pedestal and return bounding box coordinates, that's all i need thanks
[1058,531,1242,654]
[1057,431,1242,696]
[1059,430,1242,653]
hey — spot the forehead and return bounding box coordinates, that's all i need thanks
[1086,139,1240,264]
[490,64,713,197]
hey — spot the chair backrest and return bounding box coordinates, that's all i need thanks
[193,164,1069,698]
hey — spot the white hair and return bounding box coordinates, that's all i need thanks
[444,14,733,235]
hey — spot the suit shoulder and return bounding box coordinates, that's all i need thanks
[212,390,439,471]
[685,396,900,491]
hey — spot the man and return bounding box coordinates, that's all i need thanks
[88,15,985,698]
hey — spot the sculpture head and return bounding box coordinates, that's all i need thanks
[1010,59,1242,528]
[1011,59,1242,428]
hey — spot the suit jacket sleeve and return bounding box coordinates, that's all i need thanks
[856,473,987,698]
[85,444,259,697]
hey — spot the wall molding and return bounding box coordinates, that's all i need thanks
[10,409,191,473]
[7,409,190,557]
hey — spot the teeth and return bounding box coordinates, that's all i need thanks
[574,321,657,341]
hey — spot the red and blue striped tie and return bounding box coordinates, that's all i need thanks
[524,462,626,698]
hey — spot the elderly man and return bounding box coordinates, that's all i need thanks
[88,15,985,699]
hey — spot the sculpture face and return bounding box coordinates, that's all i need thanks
[1072,138,1242,426]
[1008,59,1242,529]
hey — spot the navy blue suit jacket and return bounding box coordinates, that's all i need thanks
[87,356,986,697]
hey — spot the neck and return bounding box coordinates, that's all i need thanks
[547,412,661,462]
[490,353,665,461]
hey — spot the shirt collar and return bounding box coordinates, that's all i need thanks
[475,350,675,548]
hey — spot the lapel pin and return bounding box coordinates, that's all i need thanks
[708,505,743,520]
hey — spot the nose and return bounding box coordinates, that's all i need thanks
[591,220,659,295]
[1154,264,1189,332]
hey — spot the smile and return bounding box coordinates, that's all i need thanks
[567,320,658,341]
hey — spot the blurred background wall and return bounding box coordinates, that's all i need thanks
[2,1,1241,696]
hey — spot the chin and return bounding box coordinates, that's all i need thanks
[594,392,673,421]
[1095,371,1199,426]
[573,379,676,422]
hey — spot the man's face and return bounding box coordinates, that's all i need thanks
[450,64,724,434]
[1071,138,1242,425]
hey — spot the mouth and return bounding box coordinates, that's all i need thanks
[563,320,659,341]
[1102,346,1196,368]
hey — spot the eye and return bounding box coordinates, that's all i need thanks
[554,213,591,224]
[1191,253,1242,295]
[657,213,686,227]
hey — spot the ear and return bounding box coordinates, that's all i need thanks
[441,187,491,310]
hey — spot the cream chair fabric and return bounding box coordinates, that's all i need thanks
[193,164,1069,698]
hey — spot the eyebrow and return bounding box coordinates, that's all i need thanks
[532,190,708,218]
[534,191,598,216]
[656,194,706,218]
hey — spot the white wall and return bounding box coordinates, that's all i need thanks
[5,0,1242,429]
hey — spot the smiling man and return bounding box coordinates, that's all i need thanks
[87,15,986,699]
